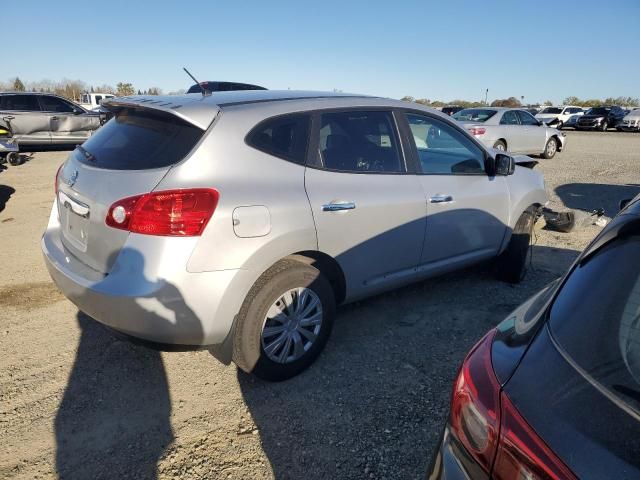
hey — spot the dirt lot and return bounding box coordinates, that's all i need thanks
[1,131,639,480]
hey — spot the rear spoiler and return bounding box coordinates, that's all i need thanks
[102,95,220,130]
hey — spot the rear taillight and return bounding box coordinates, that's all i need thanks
[469,127,486,136]
[450,330,501,472]
[492,394,576,480]
[106,188,219,237]
[450,329,577,479]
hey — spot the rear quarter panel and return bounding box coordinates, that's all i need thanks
[158,108,317,278]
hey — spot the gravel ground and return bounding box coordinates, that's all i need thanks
[1,131,639,480]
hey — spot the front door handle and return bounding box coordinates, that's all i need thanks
[429,194,453,204]
[322,202,356,212]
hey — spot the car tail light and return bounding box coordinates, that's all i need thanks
[450,330,501,472]
[450,329,577,479]
[106,188,219,236]
[469,127,486,136]
[492,394,577,480]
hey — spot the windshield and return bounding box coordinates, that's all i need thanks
[452,109,497,122]
[588,107,610,115]
[540,107,562,114]
[549,236,640,412]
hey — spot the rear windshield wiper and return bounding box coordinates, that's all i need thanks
[76,144,96,162]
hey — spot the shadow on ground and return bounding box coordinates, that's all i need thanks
[239,245,579,480]
[555,183,640,217]
[0,185,15,213]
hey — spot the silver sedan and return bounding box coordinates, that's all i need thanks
[453,107,566,159]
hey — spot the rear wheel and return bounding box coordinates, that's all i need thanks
[496,207,536,283]
[493,140,507,151]
[542,137,558,159]
[7,152,20,166]
[232,258,336,381]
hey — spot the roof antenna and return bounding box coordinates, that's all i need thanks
[183,67,211,96]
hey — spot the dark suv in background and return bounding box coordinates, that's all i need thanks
[0,92,100,146]
[186,81,267,94]
[575,105,626,131]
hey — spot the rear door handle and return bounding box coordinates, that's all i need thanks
[322,202,356,212]
[429,194,453,204]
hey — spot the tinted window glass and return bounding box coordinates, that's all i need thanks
[517,110,538,125]
[40,96,75,113]
[588,107,610,115]
[0,94,41,111]
[406,113,485,174]
[500,110,519,125]
[452,109,497,122]
[247,114,310,164]
[77,108,203,170]
[541,107,562,114]
[319,111,402,173]
[549,236,640,412]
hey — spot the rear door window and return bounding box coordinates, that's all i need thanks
[39,96,76,113]
[77,108,204,170]
[0,94,41,111]
[549,236,640,412]
[500,110,520,125]
[318,110,403,173]
[246,114,310,164]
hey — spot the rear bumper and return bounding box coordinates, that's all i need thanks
[41,204,252,346]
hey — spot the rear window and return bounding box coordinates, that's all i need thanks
[77,108,203,170]
[549,236,640,411]
[246,114,310,164]
[452,109,497,122]
[540,107,562,114]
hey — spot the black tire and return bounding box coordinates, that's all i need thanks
[542,137,558,159]
[493,140,507,151]
[600,121,608,132]
[7,152,20,166]
[556,121,563,130]
[495,207,536,283]
[232,258,336,381]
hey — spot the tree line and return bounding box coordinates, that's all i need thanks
[401,95,640,108]
[1,77,185,101]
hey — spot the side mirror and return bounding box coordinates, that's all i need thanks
[495,153,515,176]
[620,198,633,211]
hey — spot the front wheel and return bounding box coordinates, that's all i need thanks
[232,258,336,381]
[542,137,558,159]
[7,152,20,166]
[600,121,608,132]
[495,207,536,283]
[556,121,563,130]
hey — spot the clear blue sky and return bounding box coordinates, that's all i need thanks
[5,0,640,104]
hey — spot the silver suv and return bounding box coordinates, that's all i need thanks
[42,90,547,380]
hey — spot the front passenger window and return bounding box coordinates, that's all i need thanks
[406,113,485,174]
[40,96,75,113]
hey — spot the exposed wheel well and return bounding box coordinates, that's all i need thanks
[551,135,562,151]
[288,251,346,304]
[495,138,507,149]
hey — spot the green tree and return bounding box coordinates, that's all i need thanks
[147,87,163,95]
[116,82,135,96]
[490,97,521,108]
[400,96,415,102]
[563,96,581,106]
[13,77,25,91]
[543,100,553,106]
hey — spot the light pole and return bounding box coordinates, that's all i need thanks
[484,89,488,105]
